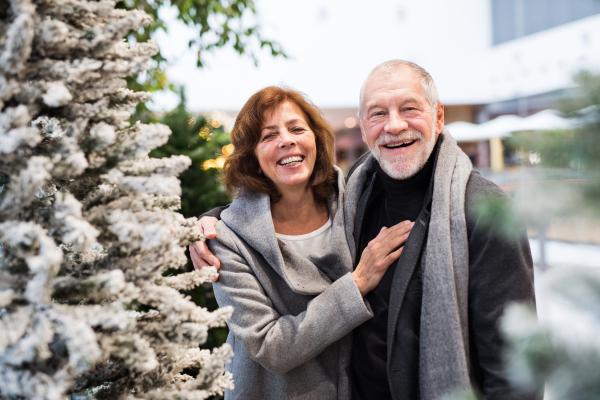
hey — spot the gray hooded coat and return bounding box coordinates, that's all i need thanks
[209,167,373,400]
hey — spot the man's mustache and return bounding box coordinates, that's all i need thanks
[374,130,424,147]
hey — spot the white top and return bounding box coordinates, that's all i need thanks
[275,217,332,258]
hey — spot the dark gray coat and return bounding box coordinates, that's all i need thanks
[346,137,536,400]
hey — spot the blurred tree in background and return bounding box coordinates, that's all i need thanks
[149,89,231,219]
[120,0,285,122]
[475,71,600,269]
[497,72,600,399]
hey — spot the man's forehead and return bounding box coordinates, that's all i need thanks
[363,68,423,103]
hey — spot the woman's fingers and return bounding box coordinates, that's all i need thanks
[384,245,404,264]
[372,220,414,254]
[352,220,414,297]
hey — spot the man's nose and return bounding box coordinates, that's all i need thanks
[278,129,296,147]
[386,110,409,134]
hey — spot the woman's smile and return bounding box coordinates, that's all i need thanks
[277,154,305,167]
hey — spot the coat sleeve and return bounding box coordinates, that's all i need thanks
[209,232,373,375]
[200,204,229,219]
[465,173,538,400]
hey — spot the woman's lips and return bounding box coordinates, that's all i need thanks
[277,155,305,167]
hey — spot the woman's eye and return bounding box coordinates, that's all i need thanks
[292,127,305,133]
[262,133,275,141]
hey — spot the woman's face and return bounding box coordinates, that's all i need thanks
[255,101,317,194]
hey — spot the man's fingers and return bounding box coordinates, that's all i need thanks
[207,254,221,269]
[200,216,218,239]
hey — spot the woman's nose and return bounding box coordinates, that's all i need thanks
[278,130,296,147]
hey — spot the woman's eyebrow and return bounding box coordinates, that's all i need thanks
[285,119,305,125]
[261,125,277,131]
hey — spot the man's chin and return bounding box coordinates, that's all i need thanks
[379,158,421,180]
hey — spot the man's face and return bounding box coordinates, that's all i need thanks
[360,68,444,179]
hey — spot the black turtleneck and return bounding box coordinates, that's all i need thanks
[351,144,437,400]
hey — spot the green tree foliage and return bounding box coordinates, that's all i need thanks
[119,0,285,121]
[150,89,231,219]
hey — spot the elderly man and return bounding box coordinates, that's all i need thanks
[192,60,536,400]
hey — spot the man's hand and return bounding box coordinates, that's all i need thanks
[351,220,414,297]
[189,216,221,281]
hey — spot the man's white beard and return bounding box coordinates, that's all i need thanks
[370,128,437,180]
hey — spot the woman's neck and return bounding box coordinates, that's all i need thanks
[271,187,329,235]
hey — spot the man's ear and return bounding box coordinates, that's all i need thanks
[436,103,445,134]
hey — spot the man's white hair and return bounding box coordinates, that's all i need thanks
[358,60,440,121]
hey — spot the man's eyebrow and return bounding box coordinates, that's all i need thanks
[365,103,383,116]
[402,97,423,105]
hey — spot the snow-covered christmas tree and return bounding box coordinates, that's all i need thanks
[0,0,233,398]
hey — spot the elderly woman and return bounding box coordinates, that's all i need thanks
[201,87,412,399]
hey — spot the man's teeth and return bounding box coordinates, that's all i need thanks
[279,156,303,166]
[385,140,416,149]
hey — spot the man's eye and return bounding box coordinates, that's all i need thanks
[370,112,384,118]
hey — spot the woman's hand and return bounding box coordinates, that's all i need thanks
[189,216,221,280]
[351,220,414,297]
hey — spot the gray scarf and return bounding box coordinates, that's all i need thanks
[344,129,474,400]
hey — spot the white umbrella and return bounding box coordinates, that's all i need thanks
[446,109,574,142]
[520,109,574,131]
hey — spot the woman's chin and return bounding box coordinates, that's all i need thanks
[272,174,312,193]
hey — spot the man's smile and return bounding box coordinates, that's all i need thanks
[383,140,417,149]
